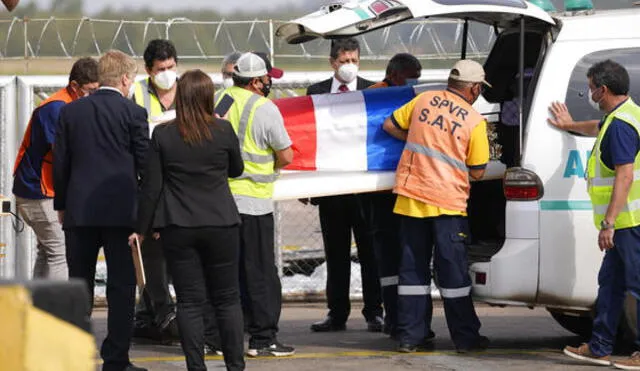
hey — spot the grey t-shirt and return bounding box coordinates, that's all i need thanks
[234,99,292,216]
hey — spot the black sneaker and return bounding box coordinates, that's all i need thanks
[247,341,295,357]
[398,343,418,353]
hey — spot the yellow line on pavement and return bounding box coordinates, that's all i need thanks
[130,348,560,364]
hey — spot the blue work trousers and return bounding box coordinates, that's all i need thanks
[589,225,640,356]
[397,215,481,348]
[359,192,402,334]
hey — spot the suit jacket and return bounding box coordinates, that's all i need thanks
[53,88,149,228]
[306,76,375,95]
[136,120,244,233]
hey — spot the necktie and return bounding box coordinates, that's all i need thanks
[338,84,349,93]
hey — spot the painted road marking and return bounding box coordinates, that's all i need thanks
[129,348,562,363]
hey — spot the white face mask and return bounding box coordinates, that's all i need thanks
[222,78,234,89]
[153,70,177,90]
[588,88,602,111]
[337,63,358,84]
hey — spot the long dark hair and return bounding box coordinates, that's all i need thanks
[175,69,215,145]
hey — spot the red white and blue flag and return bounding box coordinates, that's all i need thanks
[274,85,417,171]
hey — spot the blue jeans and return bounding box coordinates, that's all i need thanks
[589,225,640,356]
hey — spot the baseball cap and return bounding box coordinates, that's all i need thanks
[449,59,492,88]
[234,52,284,79]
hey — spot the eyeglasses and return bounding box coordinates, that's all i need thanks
[222,71,234,79]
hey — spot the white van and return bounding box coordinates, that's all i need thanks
[274,0,640,339]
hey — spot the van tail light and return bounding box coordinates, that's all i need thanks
[503,167,544,201]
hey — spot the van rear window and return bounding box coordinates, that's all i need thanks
[432,0,526,8]
[565,48,640,125]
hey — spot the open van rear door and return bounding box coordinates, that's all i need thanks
[276,0,555,44]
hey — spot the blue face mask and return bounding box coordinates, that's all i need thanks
[405,78,419,87]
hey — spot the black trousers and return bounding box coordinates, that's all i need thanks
[239,213,282,349]
[136,237,221,346]
[359,192,402,332]
[162,226,245,371]
[65,227,136,371]
[136,237,174,323]
[317,194,382,324]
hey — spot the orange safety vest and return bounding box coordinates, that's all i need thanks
[369,81,390,89]
[14,87,75,197]
[393,89,484,212]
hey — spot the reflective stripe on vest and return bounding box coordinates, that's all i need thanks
[404,141,469,172]
[134,79,164,121]
[587,99,640,230]
[393,90,484,211]
[217,86,276,199]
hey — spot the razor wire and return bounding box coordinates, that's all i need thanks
[0,17,494,62]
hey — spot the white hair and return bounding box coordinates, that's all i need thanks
[221,51,243,72]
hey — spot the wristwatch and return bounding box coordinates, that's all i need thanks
[600,220,614,230]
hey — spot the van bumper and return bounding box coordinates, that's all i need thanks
[470,238,539,304]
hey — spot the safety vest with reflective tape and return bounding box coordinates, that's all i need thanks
[133,79,164,122]
[13,87,75,197]
[587,98,640,230]
[393,90,485,212]
[216,86,276,199]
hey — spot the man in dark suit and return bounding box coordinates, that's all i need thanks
[306,38,384,333]
[54,50,149,371]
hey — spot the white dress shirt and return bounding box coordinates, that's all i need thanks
[330,76,358,93]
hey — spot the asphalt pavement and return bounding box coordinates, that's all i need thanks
[91,302,614,370]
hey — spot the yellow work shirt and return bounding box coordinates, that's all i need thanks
[390,94,490,218]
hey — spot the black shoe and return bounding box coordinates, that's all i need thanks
[456,335,490,354]
[366,316,384,333]
[247,341,295,357]
[424,330,436,344]
[397,340,435,353]
[123,364,148,371]
[132,321,163,343]
[310,316,346,332]
[398,343,418,353]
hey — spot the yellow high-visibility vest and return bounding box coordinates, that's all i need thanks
[217,86,276,199]
[133,79,164,122]
[587,98,640,230]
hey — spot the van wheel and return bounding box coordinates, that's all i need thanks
[548,310,592,339]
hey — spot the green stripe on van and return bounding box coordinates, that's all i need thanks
[353,7,370,20]
[539,200,592,210]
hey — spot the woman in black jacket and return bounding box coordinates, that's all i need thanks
[130,69,245,371]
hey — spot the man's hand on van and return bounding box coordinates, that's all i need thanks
[548,102,600,136]
[548,102,575,130]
